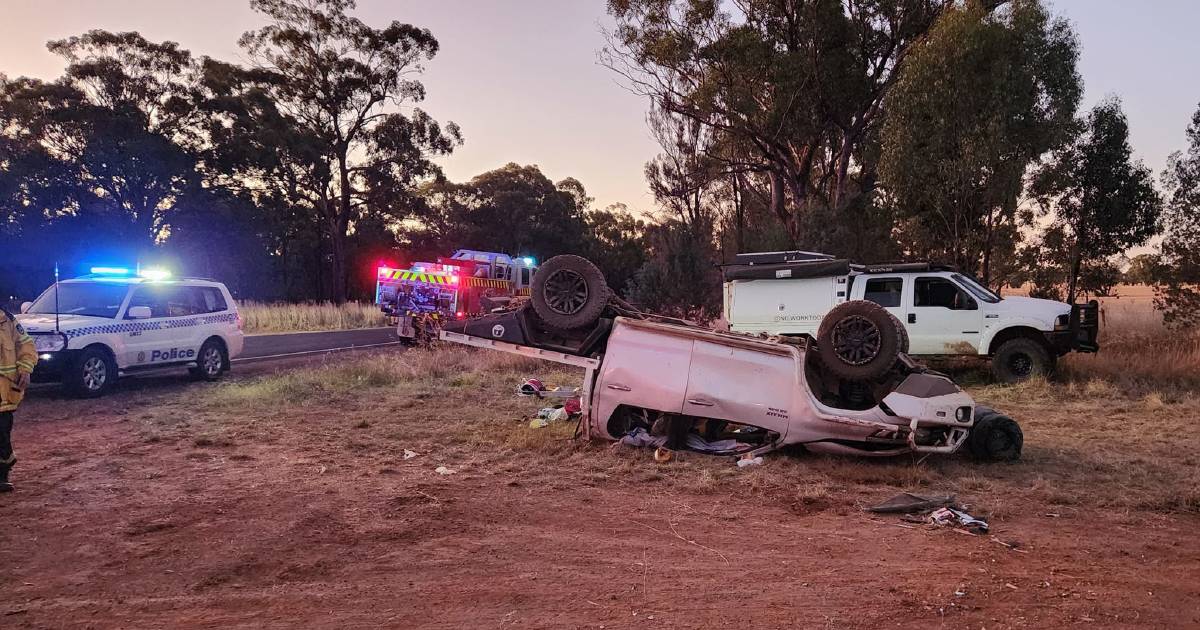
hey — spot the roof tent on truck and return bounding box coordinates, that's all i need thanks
[731,250,836,265]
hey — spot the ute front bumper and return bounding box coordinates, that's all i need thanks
[1046,300,1100,355]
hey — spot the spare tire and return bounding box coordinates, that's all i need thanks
[967,405,1023,461]
[531,255,612,330]
[816,300,904,382]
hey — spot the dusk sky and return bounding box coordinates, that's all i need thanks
[2,0,1198,214]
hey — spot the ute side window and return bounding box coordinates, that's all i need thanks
[915,277,976,311]
[863,277,903,308]
[521,267,532,286]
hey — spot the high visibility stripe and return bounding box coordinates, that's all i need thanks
[381,270,458,286]
[18,334,32,343]
[0,366,16,373]
[16,361,35,371]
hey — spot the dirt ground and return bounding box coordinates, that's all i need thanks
[2,348,1198,629]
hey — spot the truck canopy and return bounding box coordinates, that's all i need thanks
[721,259,851,282]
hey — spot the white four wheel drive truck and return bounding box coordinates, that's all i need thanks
[722,251,1099,383]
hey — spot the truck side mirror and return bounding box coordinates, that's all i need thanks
[20,301,32,313]
[127,306,153,319]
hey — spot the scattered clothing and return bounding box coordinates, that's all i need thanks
[928,507,989,534]
[618,427,742,454]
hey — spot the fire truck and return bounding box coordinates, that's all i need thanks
[375,249,539,343]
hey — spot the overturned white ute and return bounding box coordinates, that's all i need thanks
[442,255,1022,461]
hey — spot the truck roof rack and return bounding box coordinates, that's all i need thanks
[852,262,959,274]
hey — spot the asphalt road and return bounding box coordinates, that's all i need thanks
[235,327,400,363]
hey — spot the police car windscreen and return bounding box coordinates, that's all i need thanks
[28,282,128,318]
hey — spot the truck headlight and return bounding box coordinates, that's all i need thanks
[1054,314,1069,330]
[33,333,67,353]
[956,406,972,423]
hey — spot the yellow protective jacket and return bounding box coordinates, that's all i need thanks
[1,309,37,412]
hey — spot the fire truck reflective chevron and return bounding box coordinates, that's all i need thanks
[377,269,510,290]
[466,278,508,289]
[378,269,458,285]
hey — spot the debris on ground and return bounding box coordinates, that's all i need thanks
[403,450,418,460]
[867,492,957,514]
[434,466,456,475]
[526,397,583,428]
[868,493,992,535]
[516,378,580,399]
[618,427,743,453]
[928,507,989,534]
[736,456,764,468]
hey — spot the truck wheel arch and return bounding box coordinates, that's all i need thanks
[987,326,1051,356]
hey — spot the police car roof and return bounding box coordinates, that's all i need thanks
[66,275,224,287]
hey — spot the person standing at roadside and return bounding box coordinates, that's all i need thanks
[0,306,37,492]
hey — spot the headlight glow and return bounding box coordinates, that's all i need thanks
[33,333,67,353]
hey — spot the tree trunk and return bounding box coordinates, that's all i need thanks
[328,225,347,303]
[332,153,354,303]
[1066,238,1083,304]
[732,172,745,253]
[981,206,995,287]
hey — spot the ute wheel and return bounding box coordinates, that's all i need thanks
[190,338,228,381]
[69,346,117,398]
[992,337,1052,384]
[816,300,904,382]
[968,406,1023,461]
[531,255,612,331]
[897,317,910,355]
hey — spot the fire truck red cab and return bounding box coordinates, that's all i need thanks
[375,249,539,322]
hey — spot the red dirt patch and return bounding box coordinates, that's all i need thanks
[3,354,1198,628]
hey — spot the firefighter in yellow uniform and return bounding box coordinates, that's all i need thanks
[1,307,37,492]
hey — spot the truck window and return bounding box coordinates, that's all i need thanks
[915,277,976,311]
[521,267,531,286]
[863,278,902,307]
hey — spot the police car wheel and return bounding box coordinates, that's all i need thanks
[190,339,227,381]
[69,347,116,398]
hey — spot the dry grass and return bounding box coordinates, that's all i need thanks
[236,300,387,334]
[1057,286,1200,393]
[138,343,1198,523]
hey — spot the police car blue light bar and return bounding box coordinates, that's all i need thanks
[91,266,131,275]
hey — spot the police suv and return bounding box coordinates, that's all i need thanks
[16,269,245,397]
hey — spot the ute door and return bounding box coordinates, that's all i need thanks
[682,340,794,436]
[906,276,984,355]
